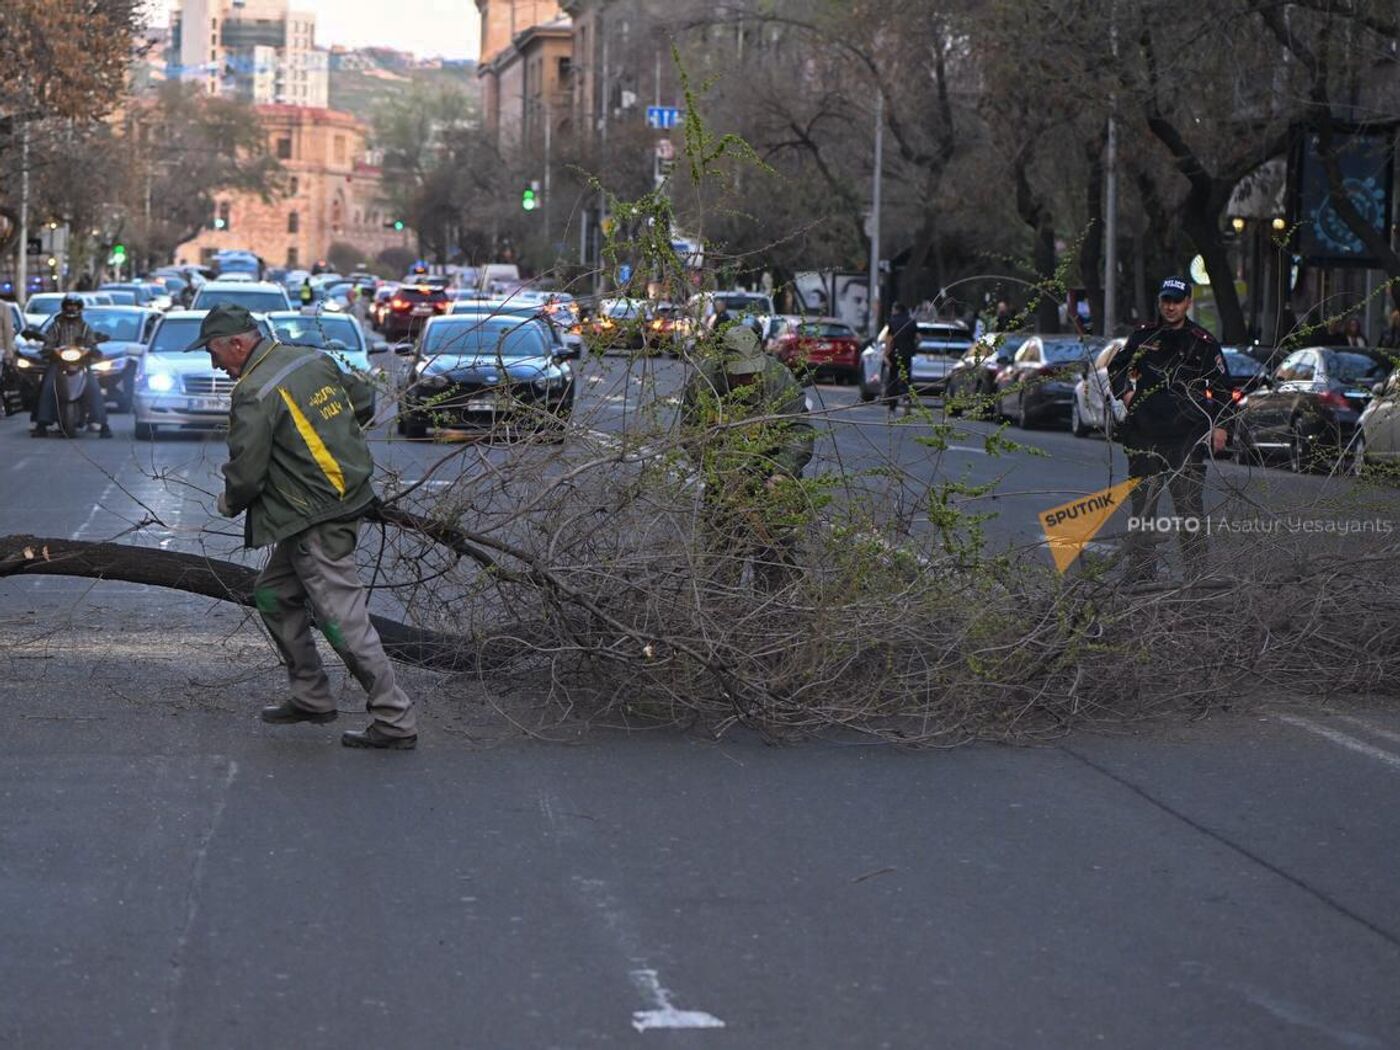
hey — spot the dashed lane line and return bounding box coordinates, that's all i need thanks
[1276,714,1400,772]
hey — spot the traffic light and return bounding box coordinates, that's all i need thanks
[521,184,538,212]
[111,243,127,264]
[384,218,406,231]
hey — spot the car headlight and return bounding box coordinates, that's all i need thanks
[15,357,35,370]
[92,358,122,373]
[145,371,176,392]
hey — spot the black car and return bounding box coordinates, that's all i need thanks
[398,314,574,439]
[994,335,1105,428]
[944,331,1031,416]
[1234,345,1393,472]
[382,282,451,341]
[15,306,161,413]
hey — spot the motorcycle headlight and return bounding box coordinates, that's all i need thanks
[145,371,176,392]
[59,349,83,363]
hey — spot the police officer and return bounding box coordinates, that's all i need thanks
[1107,276,1228,582]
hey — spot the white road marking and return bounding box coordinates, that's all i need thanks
[1276,715,1400,772]
[1337,715,1400,748]
[69,479,117,541]
[629,969,726,1032]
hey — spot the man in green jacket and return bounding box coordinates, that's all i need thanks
[681,324,815,591]
[188,304,416,750]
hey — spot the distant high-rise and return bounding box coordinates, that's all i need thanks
[168,0,328,108]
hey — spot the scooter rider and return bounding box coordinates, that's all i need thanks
[32,295,111,438]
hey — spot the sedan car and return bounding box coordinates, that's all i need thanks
[133,311,272,439]
[190,280,292,314]
[941,331,1032,414]
[380,282,451,342]
[995,335,1106,428]
[1070,338,1126,437]
[586,298,652,352]
[398,314,574,439]
[1235,346,1391,472]
[19,306,162,412]
[771,318,864,383]
[1354,368,1400,476]
[266,311,384,415]
[857,321,974,401]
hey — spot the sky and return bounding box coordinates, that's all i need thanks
[146,1,481,61]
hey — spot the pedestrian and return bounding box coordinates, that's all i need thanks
[883,300,919,416]
[1343,316,1367,347]
[992,300,1014,332]
[1378,309,1400,349]
[1107,276,1229,584]
[188,304,417,749]
[299,277,314,308]
[682,324,815,592]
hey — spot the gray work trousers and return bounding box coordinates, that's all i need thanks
[1123,436,1208,581]
[255,519,416,736]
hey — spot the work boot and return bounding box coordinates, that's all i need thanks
[30,424,48,438]
[260,699,337,725]
[341,724,418,750]
[99,426,113,439]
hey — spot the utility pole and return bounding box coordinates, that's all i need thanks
[867,90,884,338]
[1102,10,1119,336]
[16,123,30,306]
[543,99,553,255]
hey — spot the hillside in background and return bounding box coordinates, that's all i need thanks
[329,58,479,124]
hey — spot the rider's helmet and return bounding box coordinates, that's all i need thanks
[60,294,83,318]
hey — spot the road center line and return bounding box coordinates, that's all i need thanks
[1337,715,1400,748]
[1276,715,1400,772]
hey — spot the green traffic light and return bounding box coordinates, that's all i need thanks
[522,189,537,212]
[393,220,405,231]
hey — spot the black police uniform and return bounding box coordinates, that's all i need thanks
[1107,317,1227,578]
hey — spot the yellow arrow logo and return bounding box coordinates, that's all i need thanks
[1040,478,1140,573]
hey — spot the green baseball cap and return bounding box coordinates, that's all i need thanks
[184,303,259,351]
[719,324,767,375]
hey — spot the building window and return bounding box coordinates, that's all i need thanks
[289,176,299,195]
[276,137,292,159]
[333,135,346,165]
[287,246,299,267]
[288,211,299,234]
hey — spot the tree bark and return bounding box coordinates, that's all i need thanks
[0,534,496,673]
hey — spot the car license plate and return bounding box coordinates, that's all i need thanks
[412,305,433,315]
[467,396,501,412]
[187,396,228,412]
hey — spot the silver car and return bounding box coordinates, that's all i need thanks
[1070,338,1126,437]
[133,311,271,439]
[858,320,974,401]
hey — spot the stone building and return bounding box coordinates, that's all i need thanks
[476,0,565,149]
[177,106,402,270]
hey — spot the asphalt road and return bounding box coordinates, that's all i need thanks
[2,360,1399,1047]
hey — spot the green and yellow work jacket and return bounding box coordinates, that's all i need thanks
[222,339,377,548]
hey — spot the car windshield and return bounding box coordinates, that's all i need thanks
[27,297,63,316]
[193,289,287,313]
[423,319,552,358]
[104,291,138,305]
[102,285,147,301]
[270,315,364,351]
[605,300,644,319]
[1328,350,1392,384]
[71,309,147,342]
[1223,351,1263,377]
[796,322,855,338]
[1042,339,1096,363]
[148,318,207,356]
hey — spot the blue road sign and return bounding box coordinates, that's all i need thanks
[646,106,681,130]
[618,263,634,284]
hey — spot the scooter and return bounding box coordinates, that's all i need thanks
[34,334,110,438]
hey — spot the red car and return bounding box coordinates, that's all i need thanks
[382,282,450,341]
[772,318,863,382]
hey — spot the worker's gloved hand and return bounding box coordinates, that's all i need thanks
[217,493,232,517]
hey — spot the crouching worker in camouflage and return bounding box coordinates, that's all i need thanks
[681,325,816,592]
[188,304,417,750]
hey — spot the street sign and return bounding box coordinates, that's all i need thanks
[655,138,675,161]
[646,106,681,130]
[618,263,633,284]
